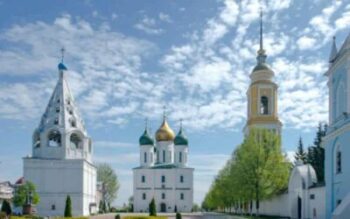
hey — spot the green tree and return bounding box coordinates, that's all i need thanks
[64,195,72,217]
[294,137,307,164]
[13,181,40,207]
[149,198,156,216]
[234,129,290,216]
[307,123,327,182]
[176,212,182,219]
[1,200,12,215]
[97,163,120,210]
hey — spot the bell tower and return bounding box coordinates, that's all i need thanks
[244,10,282,135]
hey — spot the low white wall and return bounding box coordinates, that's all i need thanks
[251,193,289,217]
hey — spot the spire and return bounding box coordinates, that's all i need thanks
[329,36,338,63]
[257,6,267,64]
[162,105,167,121]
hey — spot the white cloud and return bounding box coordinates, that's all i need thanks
[134,16,163,35]
[159,12,172,23]
[297,36,317,50]
[94,141,136,148]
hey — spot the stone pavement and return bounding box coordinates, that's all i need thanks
[90,212,246,219]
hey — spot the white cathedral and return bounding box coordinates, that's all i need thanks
[23,61,97,216]
[133,118,194,213]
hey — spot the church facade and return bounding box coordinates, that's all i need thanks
[133,118,194,213]
[23,61,97,216]
[323,33,350,219]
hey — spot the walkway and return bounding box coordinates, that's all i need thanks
[90,212,246,219]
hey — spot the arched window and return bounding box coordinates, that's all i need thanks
[163,150,166,162]
[142,193,146,200]
[336,82,346,118]
[48,130,61,147]
[144,152,147,163]
[260,96,269,115]
[161,175,166,183]
[179,152,183,163]
[54,118,59,125]
[180,175,184,183]
[70,118,76,128]
[336,146,342,174]
[141,175,145,183]
[70,133,82,149]
[33,132,40,148]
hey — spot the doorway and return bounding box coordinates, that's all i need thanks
[160,203,166,213]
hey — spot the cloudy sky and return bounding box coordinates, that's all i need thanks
[0,0,350,206]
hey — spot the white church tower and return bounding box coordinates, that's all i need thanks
[23,53,97,216]
[133,116,193,213]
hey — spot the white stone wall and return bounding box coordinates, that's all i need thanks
[251,193,289,217]
[133,167,193,213]
[23,158,96,216]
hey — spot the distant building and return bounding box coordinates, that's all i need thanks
[133,117,194,213]
[0,181,14,208]
[323,33,350,219]
[23,59,97,216]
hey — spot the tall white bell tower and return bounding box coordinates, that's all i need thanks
[23,50,97,216]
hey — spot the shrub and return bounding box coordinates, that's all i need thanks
[1,200,12,215]
[64,195,72,217]
[176,212,182,219]
[149,198,156,216]
[115,214,120,219]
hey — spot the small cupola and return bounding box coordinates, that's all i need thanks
[139,129,154,146]
[174,122,188,146]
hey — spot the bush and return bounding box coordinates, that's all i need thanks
[1,200,12,215]
[64,195,72,217]
[149,198,156,216]
[115,214,120,219]
[176,212,182,219]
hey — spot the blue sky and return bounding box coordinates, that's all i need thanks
[0,0,350,206]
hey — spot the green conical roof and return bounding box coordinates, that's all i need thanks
[174,127,188,146]
[139,129,154,145]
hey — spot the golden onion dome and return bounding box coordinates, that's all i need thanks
[155,118,175,141]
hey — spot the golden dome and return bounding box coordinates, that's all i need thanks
[155,118,175,141]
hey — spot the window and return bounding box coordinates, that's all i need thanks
[310,194,315,200]
[56,107,60,113]
[335,82,346,118]
[142,193,146,200]
[51,204,56,210]
[70,133,82,149]
[163,150,166,162]
[144,152,147,163]
[180,193,184,200]
[33,132,40,148]
[157,151,159,163]
[180,175,184,183]
[260,96,269,115]
[162,193,165,199]
[336,150,342,174]
[141,175,145,183]
[70,118,76,128]
[54,118,59,125]
[161,175,166,183]
[179,152,183,163]
[337,199,342,206]
[48,130,61,147]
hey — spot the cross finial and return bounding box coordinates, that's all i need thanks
[60,47,65,63]
[180,118,183,129]
[163,105,167,120]
[145,117,148,130]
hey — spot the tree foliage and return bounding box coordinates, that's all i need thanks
[149,198,156,216]
[307,123,327,183]
[202,128,290,214]
[97,163,120,208]
[64,195,72,217]
[294,137,307,164]
[13,181,40,207]
[1,200,12,215]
